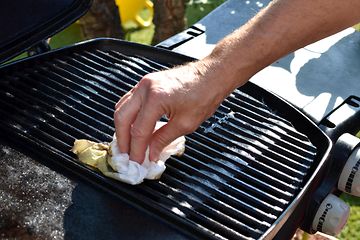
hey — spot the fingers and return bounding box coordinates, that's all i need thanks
[149,119,196,161]
[115,92,131,109]
[115,85,137,109]
[115,76,165,163]
[129,100,164,163]
[114,93,141,154]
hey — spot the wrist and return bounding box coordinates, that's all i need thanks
[200,45,256,95]
[189,54,246,103]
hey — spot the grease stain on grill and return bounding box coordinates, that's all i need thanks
[203,111,236,134]
[109,67,135,79]
[218,153,248,168]
[83,85,98,94]
[229,141,263,155]
[225,146,256,161]
[250,124,281,139]
[97,71,119,81]
[5,92,14,98]
[85,79,109,91]
[54,106,65,113]
[262,122,287,134]
[171,207,186,217]
[0,45,319,240]
[38,117,46,123]
[179,201,193,209]
[77,91,90,99]
[120,59,144,70]
[113,63,142,76]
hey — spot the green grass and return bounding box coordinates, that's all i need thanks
[124,24,154,45]
[6,22,84,63]
[339,132,360,239]
[49,22,84,49]
[339,194,360,239]
[185,0,226,27]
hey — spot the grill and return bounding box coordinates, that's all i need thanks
[0,39,331,240]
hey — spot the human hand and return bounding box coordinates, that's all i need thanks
[114,59,239,163]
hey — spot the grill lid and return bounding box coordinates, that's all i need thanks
[0,0,92,64]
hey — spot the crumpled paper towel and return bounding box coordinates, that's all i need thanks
[71,122,186,185]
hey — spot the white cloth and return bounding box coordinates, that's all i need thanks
[107,131,185,185]
[72,121,186,185]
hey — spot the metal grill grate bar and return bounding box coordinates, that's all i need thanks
[203,121,310,172]
[185,137,294,200]
[0,44,318,240]
[227,90,309,141]
[214,109,315,163]
[0,76,113,141]
[148,180,264,239]
[182,143,289,207]
[167,152,284,215]
[165,159,277,221]
[221,100,317,152]
[188,132,299,193]
[201,129,305,181]
[216,106,316,159]
[162,166,274,228]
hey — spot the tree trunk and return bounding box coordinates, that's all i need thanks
[78,0,123,39]
[152,0,186,45]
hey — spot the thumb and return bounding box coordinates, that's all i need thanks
[149,121,185,161]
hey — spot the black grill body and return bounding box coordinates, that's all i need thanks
[0,39,332,240]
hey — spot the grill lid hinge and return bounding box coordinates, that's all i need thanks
[27,40,51,57]
[156,24,205,50]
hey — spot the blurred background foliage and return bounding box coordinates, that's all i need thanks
[36,1,360,239]
[50,0,226,48]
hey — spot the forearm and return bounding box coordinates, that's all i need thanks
[204,0,360,91]
[114,0,360,162]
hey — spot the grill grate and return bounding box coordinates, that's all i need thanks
[0,42,317,240]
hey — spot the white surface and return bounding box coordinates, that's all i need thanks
[338,146,360,196]
[107,122,186,185]
[311,194,350,236]
[250,28,360,122]
[172,0,360,122]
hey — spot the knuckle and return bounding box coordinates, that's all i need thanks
[114,108,125,122]
[177,121,197,134]
[130,126,147,139]
[115,96,127,109]
[147,89,163,103]
[139,75,153,87]
[152,134,168,148]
